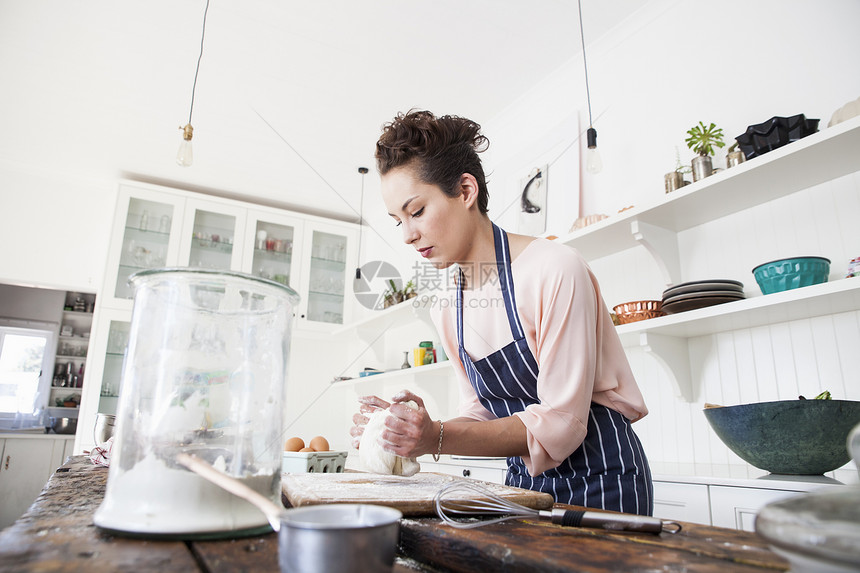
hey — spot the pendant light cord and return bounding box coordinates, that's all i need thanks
[577,0,593,128]
[187,0,210,125]
[355,167,367,279]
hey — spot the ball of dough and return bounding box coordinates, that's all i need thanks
[359,401,421,477]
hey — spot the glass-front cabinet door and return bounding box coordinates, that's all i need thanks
[115,197,174,299]
[75,307,132,453]
[102,186,184,310]
[243,211,305,289]
[178,200,246,271]
[297,221,357,327]
[98,319,130,415]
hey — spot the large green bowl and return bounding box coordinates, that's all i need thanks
[703,400,860,475]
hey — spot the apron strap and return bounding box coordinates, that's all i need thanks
[492,224,526,341]
[457,224,526,348]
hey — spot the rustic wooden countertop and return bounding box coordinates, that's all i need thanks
[0,456,789,572]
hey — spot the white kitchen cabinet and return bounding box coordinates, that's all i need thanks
[652,481,711,525]
[294,221,358,329]
[76,180,360,453]
[709,485,805,532]
[101,181,359,326]
[0,435,75,529]
[100,184,185,310]
[422,456,507,484]
[242,209,306,292]
[74,307,130,454]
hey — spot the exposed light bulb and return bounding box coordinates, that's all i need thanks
[586,127,602,174]
[176,124,194,167]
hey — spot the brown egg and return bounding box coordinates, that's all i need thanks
[309,436,329,452]
[298,446,315,452]
[284,437,305,452]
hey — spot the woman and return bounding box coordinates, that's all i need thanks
[350,110,653,515]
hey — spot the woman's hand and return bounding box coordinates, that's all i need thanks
[349,395,390,449]
[381,390,438,459]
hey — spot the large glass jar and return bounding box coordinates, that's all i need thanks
[94,268,299,538]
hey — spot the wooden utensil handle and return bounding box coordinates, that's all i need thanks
[175,453,285,531]
[548,508,670,534]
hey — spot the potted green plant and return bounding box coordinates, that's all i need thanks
[685,121,725,181]
[664,147,692,193]
[382,279,405,308]
[403,280,417,300]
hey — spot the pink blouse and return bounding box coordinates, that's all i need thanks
[430,237,648,476]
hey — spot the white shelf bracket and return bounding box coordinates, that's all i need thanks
[639,332,695,402]
[409,297,435,327]
[630,220,681,287]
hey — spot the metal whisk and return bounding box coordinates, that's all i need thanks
[434,481,681,534]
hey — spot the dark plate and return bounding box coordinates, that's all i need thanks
[662,294,744,314]
[662,279,744,299]
[662,290,745,305]
[734,114,819,160]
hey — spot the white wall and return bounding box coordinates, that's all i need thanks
[483,0,860,482]
[0,163,115,292]
[485,0,860,232]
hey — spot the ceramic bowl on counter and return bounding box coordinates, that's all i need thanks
[612,300,664,324]
[752,256,830,295]
[703,399,860,475]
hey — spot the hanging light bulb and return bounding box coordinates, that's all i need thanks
[176,124,194,167]
[176,0,209,167]
[578,0,602,174]
[586,127,602,174]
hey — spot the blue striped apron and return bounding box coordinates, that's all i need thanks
[456,224,653,515]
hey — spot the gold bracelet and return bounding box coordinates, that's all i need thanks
[432,420,444,462]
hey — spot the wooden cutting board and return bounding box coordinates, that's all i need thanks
[281,472,554,516]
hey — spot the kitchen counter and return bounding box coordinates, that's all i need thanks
[0,430,76,440]
[0,456,790,572]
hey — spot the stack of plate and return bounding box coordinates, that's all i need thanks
[661,279,745,315]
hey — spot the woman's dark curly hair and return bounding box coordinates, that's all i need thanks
[375,110,490,213]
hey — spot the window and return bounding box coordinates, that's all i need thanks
[0,324,54,418]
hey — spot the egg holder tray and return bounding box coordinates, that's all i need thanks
[282,450,348,474]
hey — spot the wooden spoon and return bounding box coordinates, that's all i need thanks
[175,453,286,531]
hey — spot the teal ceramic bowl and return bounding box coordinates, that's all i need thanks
[752,256,830,295]
[704,400,860,475]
